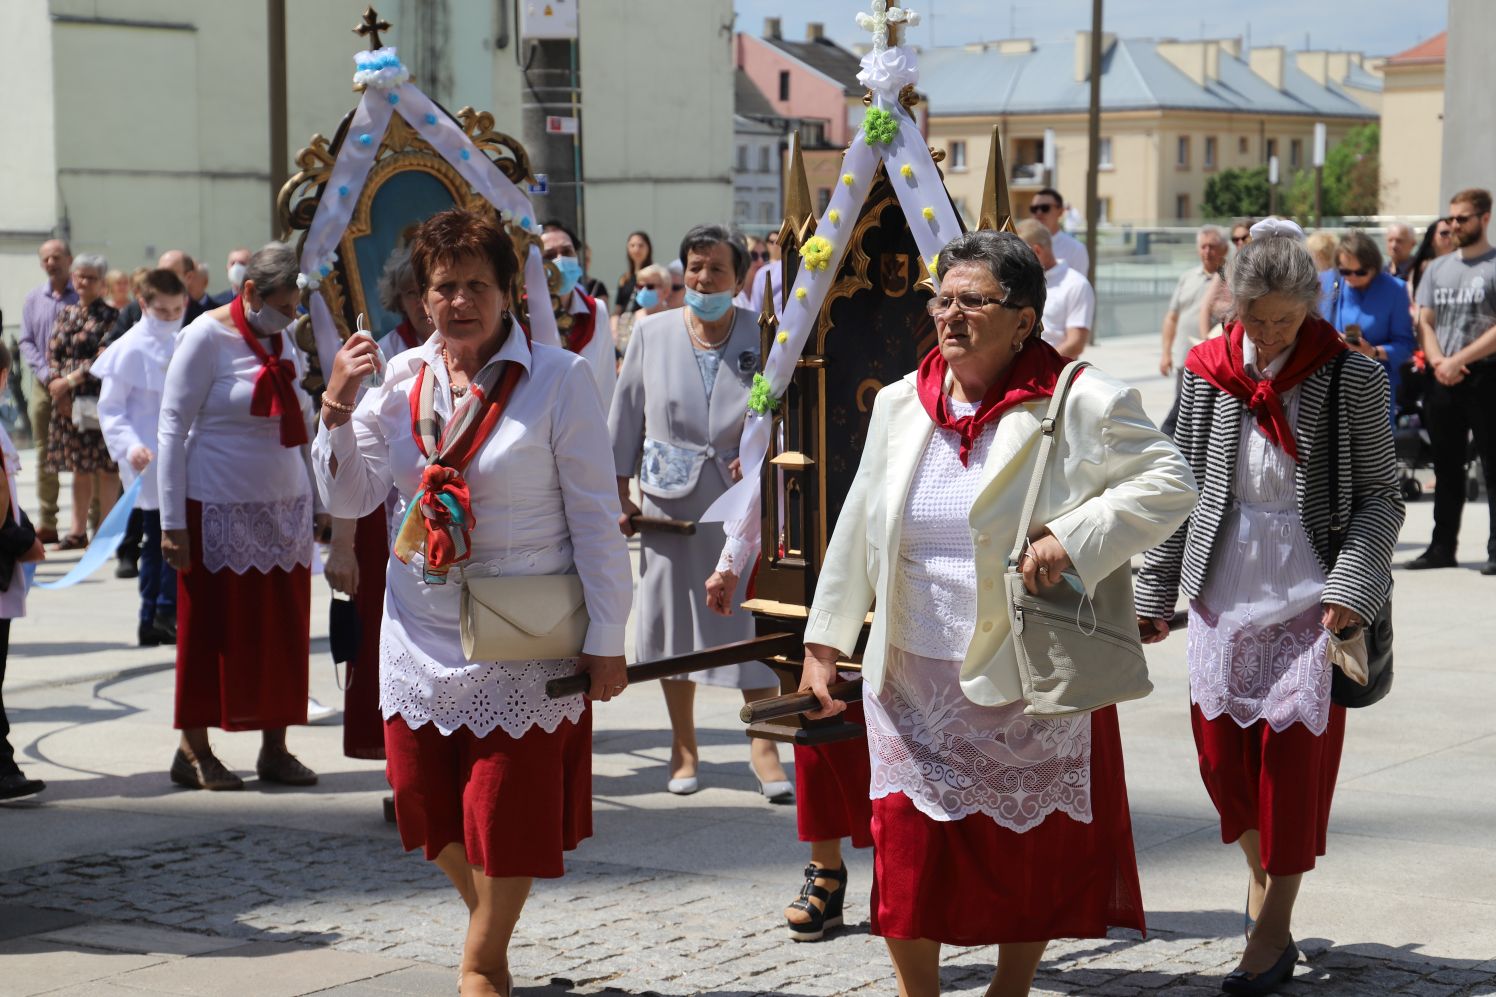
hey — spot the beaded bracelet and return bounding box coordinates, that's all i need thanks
[321,397,355,415]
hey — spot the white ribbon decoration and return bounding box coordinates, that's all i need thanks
[297,57,558,380]
[702,42,962,576]
[1249,216,1308,243]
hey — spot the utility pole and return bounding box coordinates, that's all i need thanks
[267,0,288,239]
[520,36,583,242]
[1083,0,1103,298]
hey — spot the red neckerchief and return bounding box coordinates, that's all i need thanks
[916,337,1071,467]
[228,296,308,448]
[1184,317,1346,462]
[561,292,597,354]
[393,319,423,352]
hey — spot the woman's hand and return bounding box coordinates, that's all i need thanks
[22,537,45,563]
[323,333,381,425]
[580,653,628,702]
[161,528,191,572]
[704,570,738,616]
[1138,616,1170,644]
[799,643,847,720]
[1020,531,1073,596]
[727,457,743,482]
[1348,337,1377,359]
[127,445,153,472]
[1322,602,1364,634]
[48,377,72,404]
[617,491,642,538]
[324,540,358,597]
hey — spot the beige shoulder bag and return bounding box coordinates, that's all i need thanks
[1003,360,1154,717]
[460,574,590,662]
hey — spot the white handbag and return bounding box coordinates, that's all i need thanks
[459,573,589,662]
[71,395,100,432]
[1003,361,1154,717]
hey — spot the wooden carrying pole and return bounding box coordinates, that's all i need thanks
[545,632,802,699]
[628,515,695,535]
[739,679,864,724]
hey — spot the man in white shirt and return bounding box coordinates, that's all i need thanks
[1027,187,1089,277]
[1017,219,1094,357]
[541,222,616,413]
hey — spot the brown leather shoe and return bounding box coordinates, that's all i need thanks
[36,526,59,545]
[56,533,88,551]
[170,748,244,791]
[256,750,318,786]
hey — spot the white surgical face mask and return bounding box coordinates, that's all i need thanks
[143,313,184,338]
[228,262,248,288]
[247,302,295,334]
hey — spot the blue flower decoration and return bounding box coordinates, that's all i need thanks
[387,93,399,105]
[425,113,437,125]
[520,216,532,230]
[338,185,349,198]
[459,148,471,161]
[357,133,372,146]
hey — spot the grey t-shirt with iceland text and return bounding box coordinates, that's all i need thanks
[1416,248,1496,357]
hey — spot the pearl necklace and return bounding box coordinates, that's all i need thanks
[686,313,732,352]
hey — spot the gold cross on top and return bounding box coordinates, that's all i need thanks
[354,6,392,50]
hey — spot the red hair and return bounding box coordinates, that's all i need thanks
[408,209,519,293]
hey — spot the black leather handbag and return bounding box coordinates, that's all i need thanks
[1326,352,1394,708]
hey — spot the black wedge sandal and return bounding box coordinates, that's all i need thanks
[786,863,848,942]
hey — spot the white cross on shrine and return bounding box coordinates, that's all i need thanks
[855,0,920,53]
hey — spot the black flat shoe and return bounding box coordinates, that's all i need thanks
[114,558,139,579]
[153,613,178,641]
[0,771,45,800]
[170,748,244,791]
[1222,939,1298,995]
[1406,548,1457,570]
[1480,560,1496,576]
[786,863,847,942]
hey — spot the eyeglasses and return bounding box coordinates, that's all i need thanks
[542,248,575,261]
[1029,203,1057,215]
[750,251,768,262]
[925,291,1021,317]
[1232,235,1250,245]
[635,282,659,291]
[1449,213,1479,226]
[672,283,684,291]
[1337,267,1371,278]
[1435,228,1453,239]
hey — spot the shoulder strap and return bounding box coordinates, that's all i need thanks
[1007,360,1090,567]
[1327,350,1351,560]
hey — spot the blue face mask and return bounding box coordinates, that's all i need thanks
[553,255,583,296]
[685,286,734,322]
[634,287,660,309]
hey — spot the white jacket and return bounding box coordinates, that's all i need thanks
[804,366,1197,707]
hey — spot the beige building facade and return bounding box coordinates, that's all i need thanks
[1379,33,1445,215]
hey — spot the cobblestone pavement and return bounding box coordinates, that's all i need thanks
[3,826,1495,996]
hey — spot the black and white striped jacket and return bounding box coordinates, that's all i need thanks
[1134,350,1404,625]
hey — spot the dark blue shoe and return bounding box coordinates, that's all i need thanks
[1222,939,1298,995]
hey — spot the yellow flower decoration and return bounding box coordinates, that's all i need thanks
[795,287,808,300]
[900,164,914,179]
[828,209,841,224]
[842,173,855,186]
[928,253,939,275]
[777,331,789,344]
[801,235,834,272]
[922,206,936,221]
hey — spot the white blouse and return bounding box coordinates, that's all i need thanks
[568,290,616,416]
[311,330,633,738]
[93,316,176,511]
[156,314,315,574]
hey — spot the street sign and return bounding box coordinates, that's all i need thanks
[520,0,578,40]
[528,173,550,195]
[546,115,579,135]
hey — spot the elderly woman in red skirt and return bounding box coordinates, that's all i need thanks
[800,231,1196,996]
[159,242,318,791]
[313,209,631,997]
[1137,229,1401,995]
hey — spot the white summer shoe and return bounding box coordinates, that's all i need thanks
[305,696,338,724]
[753,764,795,804]
[667,775,700,795]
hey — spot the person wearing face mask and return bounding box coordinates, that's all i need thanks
[212,248,253,307]
[156,242,319,792]
[93,269,190,647]
[613,262,672,357]
[541,222,615,412]
[609,224,791,800]
[107,250,207,346]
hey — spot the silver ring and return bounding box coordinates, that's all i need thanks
[1038,565,1049,574]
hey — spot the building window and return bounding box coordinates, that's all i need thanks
[778,70,790,101]
[949,140,967,170]
[736,144,748,172]
[1176,136,1190,168]
[1290,138,1303,168]
[1204,136,1217,169]
[1098,137,1113,169]
[1238,135,1249,155]
[1176,194,1190,220]
[758,145,771,173]
[760,202,776,224]
[1266,138,1278,162]
[735,200,750,222]
[1097,197,1111,224]
[817,188,832,213]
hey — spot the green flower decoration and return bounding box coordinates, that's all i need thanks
[862,107,899,145]
[748,373,781,415]
[801,235,834,272]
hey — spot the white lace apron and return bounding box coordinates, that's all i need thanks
[1187,387,1332,734]
[199,494,313,574]
[873,401,1093,829]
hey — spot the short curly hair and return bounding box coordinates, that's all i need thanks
[408,209,519,294]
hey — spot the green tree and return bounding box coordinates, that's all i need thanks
[1203,166,1271,218]
[1282,124,1381,221]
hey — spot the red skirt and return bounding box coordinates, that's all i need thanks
[870,705,1144,946]
[342,509,390,760]
[1191,703,1346,876]
[174,500,311,732]
[384,709,592,879]
[795,700,874,849]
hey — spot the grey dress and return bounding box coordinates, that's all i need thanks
[608,306,776,688]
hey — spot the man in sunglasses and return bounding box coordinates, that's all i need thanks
[1026,187,1089,276]
[1410,188,1496,574]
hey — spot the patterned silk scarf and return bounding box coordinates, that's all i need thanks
[392,325,527,583]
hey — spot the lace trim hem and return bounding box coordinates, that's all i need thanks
[199,495,313,575]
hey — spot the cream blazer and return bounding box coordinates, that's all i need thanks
[804,366,1197,707]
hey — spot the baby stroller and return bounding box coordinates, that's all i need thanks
[1393,357,1482,503]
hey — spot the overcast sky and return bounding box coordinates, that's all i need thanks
[733,0,1445,60]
